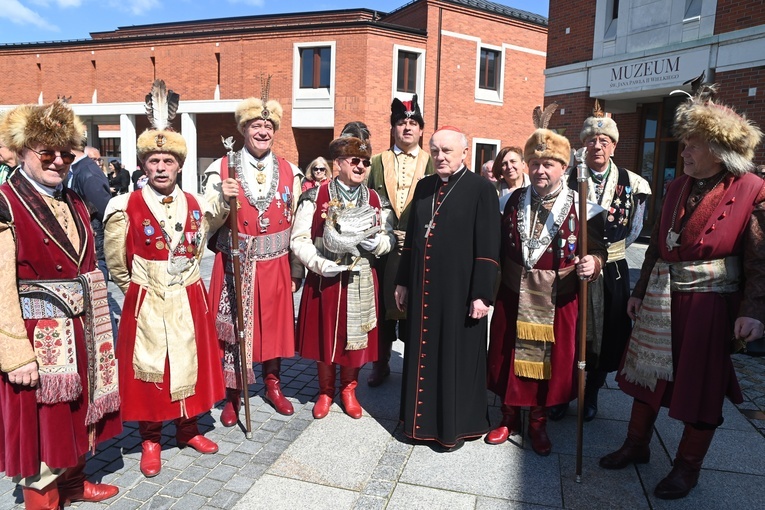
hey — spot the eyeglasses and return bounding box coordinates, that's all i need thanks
[585,138,612,148]
[28,148,76,165]
[313,167,326,172]
[345,157,371,168]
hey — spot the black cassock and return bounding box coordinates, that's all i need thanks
[396,167,500,447]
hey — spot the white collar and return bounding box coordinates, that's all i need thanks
[393,145,420,157]
[20,167,59,198]
[148,185,179,202]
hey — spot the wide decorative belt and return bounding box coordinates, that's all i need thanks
[217,228,291,264]
[669,256,741,293]
[19,277,85,319]
[606,239,626,262]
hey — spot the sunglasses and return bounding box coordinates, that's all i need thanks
[29,148,76,165]
[346,157,371,168]
[313,167,326,172]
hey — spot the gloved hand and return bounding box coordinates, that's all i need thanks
[359,235,380,252]
[320,262,348,278]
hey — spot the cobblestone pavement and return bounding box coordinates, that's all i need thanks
[1,243,763,509]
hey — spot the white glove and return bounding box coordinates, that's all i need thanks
[320,262,348,278]
[359,235,380,252]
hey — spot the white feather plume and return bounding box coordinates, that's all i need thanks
[144,79,180,131]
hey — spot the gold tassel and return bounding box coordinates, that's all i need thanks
[516,321,555,343]
[514,359,552,380]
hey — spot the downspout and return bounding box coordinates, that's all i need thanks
[434,7,443,129]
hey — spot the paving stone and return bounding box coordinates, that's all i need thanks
[224,474,257,494]
[231,475,357,510]
[126,481,162,502]
[362,479,395,498]
[259,419,285,433]
[139,495,175,510]
[169,493,207,510]
[158,479,195,498]
[220,451,254,468]
[190,478,224,498]
[208,490,242,509]
[164,453,195,471]
[177,465,210,483]
[101,497,143,510]
[387,483,476,510]
[353,495,386,510]
[207,463,239,482]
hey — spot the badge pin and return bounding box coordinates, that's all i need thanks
[156,240,166,250]
[142,219,151,226]
[144,225,155,236]
[192,210,201,221]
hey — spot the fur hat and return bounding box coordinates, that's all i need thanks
[235,97,283,133]
[673,84,762,174]
[0,100,86,152]
[524,129,571,166]
[391,94,424,128]
[136,80,187,165]
[329,136,372,161]
[580,99,619,143]
[136,130,187,166]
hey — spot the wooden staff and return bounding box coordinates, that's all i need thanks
[575,148,588,482]
[225,141,252,439]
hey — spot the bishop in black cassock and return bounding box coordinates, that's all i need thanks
[395,126,500,450]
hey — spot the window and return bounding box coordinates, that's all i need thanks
[685,0,701,19]
[299,47,331,89]
[472,139,500,173]
[478,48,500,91]
[605,0,619,39]
[397,51,419,94]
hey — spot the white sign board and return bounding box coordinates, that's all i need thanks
[589,47,710,98]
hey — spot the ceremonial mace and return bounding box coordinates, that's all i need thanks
[574,147,588,482]
[223,136,253,439]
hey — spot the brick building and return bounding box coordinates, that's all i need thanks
[0,0,547,192]
[545,0,765,229]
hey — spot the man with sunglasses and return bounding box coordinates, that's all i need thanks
[0,100,121,508]
[291,135,394,419]
[547,105,651,423]
[366,95,434,387]
[204,91,303,422]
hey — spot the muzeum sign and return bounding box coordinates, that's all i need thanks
[589,47,711,98]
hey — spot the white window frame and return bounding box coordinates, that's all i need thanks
[604,0,619,40]
[292,41,336,104]
[684,0,702,20]
[472,137,501,172]
[475,43,504,105]
[392,44,426,103]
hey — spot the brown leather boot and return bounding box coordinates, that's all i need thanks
[599,399,657,469]
[528,406,551,456]
[313,362,336,419]
[262,358,294,415]
[340,366,363,419]
[486,405,522,445]
[220,388,241,427]
[22,482,59,509]
[654,424,715,500]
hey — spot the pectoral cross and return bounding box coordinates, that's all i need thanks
[424,220,435,238]
[666,229,681,251]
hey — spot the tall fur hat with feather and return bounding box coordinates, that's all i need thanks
[235,75,283,133]
[390,94,424,128]
[136,79,186,165]
[672,83,762,175]
[580,99,619,143]
[0,100,86,153]
[524,102,571,165]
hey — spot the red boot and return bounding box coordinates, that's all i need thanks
[138,422,162,478]
[220,388,241,427]
[486,405,521,445]
[262,358,294,415]
[22,482,59,509]
[58,455,119,504]
[313,361,336,419]
[599,399,657,469]
[654,424,715,499]
[340,366,363,419]
[528,406,551,456]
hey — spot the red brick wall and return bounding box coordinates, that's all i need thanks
[547,0,594,68]
[715,0,765,34]
[715,67,765,164]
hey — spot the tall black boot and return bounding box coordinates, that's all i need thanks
[583,369,608,422]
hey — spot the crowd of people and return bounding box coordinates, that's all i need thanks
[0,78,763,509]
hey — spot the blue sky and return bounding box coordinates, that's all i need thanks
[1,0,549,45]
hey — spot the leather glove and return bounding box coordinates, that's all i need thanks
[359,235,380,252]
[320,262,348,278]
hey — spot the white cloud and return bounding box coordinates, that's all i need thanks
[1,0,59,31]
[28,0,82,6]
